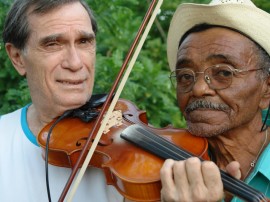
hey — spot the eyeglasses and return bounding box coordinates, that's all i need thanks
[169,64,263,93]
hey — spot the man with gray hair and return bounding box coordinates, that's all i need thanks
[160,0,270,201]
[0,0,123,201]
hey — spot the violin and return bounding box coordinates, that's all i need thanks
[38,98,209,201]
[38,97,269,202]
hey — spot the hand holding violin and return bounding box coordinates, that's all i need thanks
[160,159,242,202]
[160,157,224,202]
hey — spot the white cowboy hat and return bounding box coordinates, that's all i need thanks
[167,0,270,71]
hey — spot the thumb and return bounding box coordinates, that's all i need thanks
[225,161,241,180]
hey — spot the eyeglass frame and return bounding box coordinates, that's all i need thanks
[169,64,263,93]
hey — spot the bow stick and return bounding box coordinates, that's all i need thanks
[58,0,163,201]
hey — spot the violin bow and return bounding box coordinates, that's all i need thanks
[58,0,163,201]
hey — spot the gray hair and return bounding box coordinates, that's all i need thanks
[2,0,98,50]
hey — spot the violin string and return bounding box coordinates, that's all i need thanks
[124,128,259,201]
[146,134,262,201]
[142,129,266,201]
[124,125,267,202]
[149,130,267,201]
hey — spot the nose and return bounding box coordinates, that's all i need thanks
[191,73,215,96]
[62,46,83,71]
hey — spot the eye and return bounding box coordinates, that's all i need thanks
[218,69,232,77]
[176,70,194,85]
[80,38,90,44]
[78,37,96,49]
[43,40,62,51]
[212,66,233,78]
[46,41,59,47]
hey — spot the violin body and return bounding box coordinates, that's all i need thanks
[38,99,209,201]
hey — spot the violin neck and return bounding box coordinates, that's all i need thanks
[120,124,268,202]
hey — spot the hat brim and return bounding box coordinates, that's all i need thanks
[167,3,270,71]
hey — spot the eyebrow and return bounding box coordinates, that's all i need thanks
[175,58,193,70]
[206,54,232,62]
[175,53,235,70]
[39,31,95,45]
[77,30,96,40]
[40,34,60,45]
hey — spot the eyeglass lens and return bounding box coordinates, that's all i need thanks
[170,65,234,93]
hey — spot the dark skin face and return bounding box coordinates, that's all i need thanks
[176,27,269,138]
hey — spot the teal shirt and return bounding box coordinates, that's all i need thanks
[21,104,39,146]
[231,143,270,201]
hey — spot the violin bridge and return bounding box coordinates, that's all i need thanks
[102,110,123,134]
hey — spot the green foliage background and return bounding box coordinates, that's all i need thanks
[0,0,269,128]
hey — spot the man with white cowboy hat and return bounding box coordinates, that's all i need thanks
[160,0,270,201]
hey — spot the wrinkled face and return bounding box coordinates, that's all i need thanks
[176,27,266,137]
[21,2,95,115]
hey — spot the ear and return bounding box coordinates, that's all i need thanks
[5,43,26,76]
[259,76,270,109]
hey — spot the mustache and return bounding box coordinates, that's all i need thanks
[185,99,230,113]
